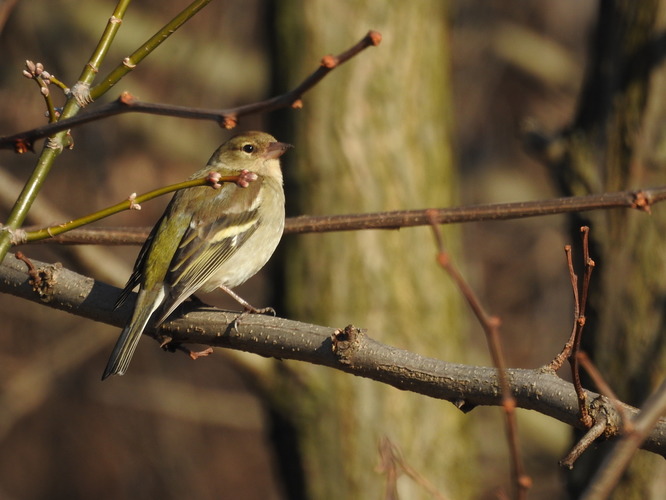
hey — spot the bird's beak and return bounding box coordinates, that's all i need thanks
[264,141,293,160]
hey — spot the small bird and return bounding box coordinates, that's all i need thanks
[102,131,291,380]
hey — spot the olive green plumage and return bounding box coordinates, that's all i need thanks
[102,131,290,380]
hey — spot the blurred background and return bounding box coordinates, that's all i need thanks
[0,1,610,499]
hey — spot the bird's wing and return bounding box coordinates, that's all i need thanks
[163,178,264,299]
[115,175,264,322]
[114,207,170,310]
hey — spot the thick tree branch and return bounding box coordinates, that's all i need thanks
[1,253,664,457]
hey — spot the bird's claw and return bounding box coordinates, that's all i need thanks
[231,306,276,331]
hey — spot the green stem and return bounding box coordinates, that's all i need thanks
[36,76,58,123]
[24,174,240,243]
[77,0,133,84]
[0,1,134,261]
[0,0,215,263]
[90,0,213,100]
[47,74,69,93]
[0,147,59,255]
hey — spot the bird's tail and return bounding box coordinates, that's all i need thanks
[102,288,164,380]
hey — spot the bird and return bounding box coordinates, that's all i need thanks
[102,131,291,380]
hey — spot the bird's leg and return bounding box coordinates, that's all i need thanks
[218,284,276,330]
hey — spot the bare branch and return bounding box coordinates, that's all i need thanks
[0,31,381,152]
[32,186,666,246]
[21,172,250,244]
[569,227,595,429]
[1,252,665,457]
[427,211,531,500]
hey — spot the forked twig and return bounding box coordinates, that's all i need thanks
[549,227,595,428]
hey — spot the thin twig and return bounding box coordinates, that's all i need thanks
[545,246,577,371]
[0,0,183,262]
[426,210,531,500]
[33,186,666,246]
[560,413,608,469]
[569,227,595,428]
[89,0,214,100]
[19,173,246,244]
[0,31,382,152]
[75,0,133,92]
[548,229,596,427]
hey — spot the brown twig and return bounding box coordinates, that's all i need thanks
[14,251,39,286]
[33,186,666,246]
[560,412,608,469]
[13,250,59,300]
[0,31,381,152]
[571,227,595,427]
[426,210,531,500]
[553,228,619,469]
[548,228,596,429]
[547,245,578,371]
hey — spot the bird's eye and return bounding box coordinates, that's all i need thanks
[242,144,255,153]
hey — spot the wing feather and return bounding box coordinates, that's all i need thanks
[168,208,260,293]
[116,173,264,322]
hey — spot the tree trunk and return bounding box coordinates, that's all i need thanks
[269,2,473,498]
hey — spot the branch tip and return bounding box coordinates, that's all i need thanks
[159,336,173,349]
[367,30,382,46]
[518,475,533,489]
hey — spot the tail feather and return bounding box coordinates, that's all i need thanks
[102,288,164,380]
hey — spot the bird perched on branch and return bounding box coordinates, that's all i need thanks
[102,131,291,380]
